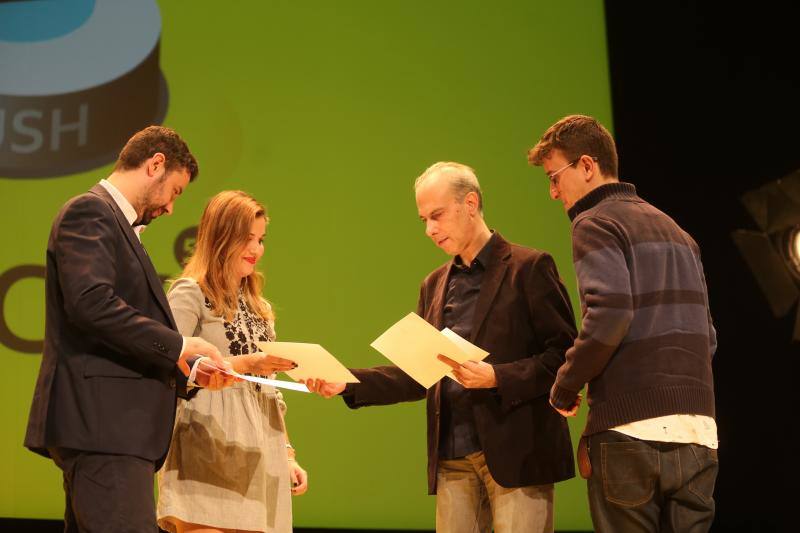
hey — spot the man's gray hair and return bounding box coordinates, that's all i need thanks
[414,161,483,214]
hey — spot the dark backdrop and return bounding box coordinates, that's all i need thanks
[604,2,800,531]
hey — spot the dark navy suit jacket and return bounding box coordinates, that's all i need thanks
[25,184,187,468]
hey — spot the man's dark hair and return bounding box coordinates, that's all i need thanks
[114,126,199,181]
[528,115,618,178]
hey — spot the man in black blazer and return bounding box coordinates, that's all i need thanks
[307,162,577,533]
[25,126,231,532]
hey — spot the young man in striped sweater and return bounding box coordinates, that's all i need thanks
[528,115,718,533]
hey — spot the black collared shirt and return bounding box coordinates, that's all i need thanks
[439,232,497,460]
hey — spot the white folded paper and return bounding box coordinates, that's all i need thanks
[256,341,360,384]
[232,373,310,393]
[197,358,310,392]
[370,312,490,389]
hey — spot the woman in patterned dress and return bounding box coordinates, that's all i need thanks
[158,190,308,533]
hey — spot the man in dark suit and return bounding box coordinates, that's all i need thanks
[25,126,232,533]
[306,162,577,533]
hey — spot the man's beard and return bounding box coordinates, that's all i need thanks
[137,209,156,227]
[135,178,166,226]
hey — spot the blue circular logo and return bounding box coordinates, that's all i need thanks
[0,0,95,42]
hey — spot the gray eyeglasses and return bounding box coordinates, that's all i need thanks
[546,156,598,188]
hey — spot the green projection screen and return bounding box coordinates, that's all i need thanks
[0,1,612,530]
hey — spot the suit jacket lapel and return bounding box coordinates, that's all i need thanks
[470,234,511,343]
[426,264,451,415]
[89,184,177,330]
[427,263,451,330]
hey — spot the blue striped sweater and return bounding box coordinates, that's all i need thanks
[550,182,716,435]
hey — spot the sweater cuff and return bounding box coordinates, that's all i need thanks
[550,384,579,410]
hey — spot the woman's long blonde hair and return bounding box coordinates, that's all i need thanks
[178,190,274,322]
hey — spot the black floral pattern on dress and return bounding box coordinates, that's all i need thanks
[205,294,275,357]
[204,294,275,392]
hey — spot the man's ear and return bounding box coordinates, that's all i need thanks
[581,155,597,182]
[464,191,480,215]
[146,152,166,177]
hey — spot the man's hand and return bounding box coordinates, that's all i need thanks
[550,393,582,417]
[193,359,238,390]
[289,460,308,495]
[303,378,346,398]
[179,337,235,390]
[178,336,225,376]
[231,353,296,375]
[437,354,497,388]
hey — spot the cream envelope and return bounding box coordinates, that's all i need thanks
[256,342,360,383]
[370,312,490,389]
[440,327,491,380]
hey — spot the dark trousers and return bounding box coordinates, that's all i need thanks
[586,431,718,533]
[49,448,157,533]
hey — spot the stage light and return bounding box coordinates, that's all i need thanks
[781,226,800,275]
[732,169,800,340]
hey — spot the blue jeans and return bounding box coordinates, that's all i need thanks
[586,431,718,533]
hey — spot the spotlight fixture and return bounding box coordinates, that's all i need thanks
[732,169,800,340]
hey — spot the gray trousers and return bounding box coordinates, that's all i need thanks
[50,448,157,533]
[436,451,554,533]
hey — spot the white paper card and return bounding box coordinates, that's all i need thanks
[256,341,360,384]
[369,312,489,389]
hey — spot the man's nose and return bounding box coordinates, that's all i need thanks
[425,220,436,237]
[164,201,174,215]
[549,185,559,201]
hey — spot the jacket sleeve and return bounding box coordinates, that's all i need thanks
[342,366,428,408]
[493,252,578,411]
[342,282,429,408]
[54,195,182,371]
[167,278,206,399]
